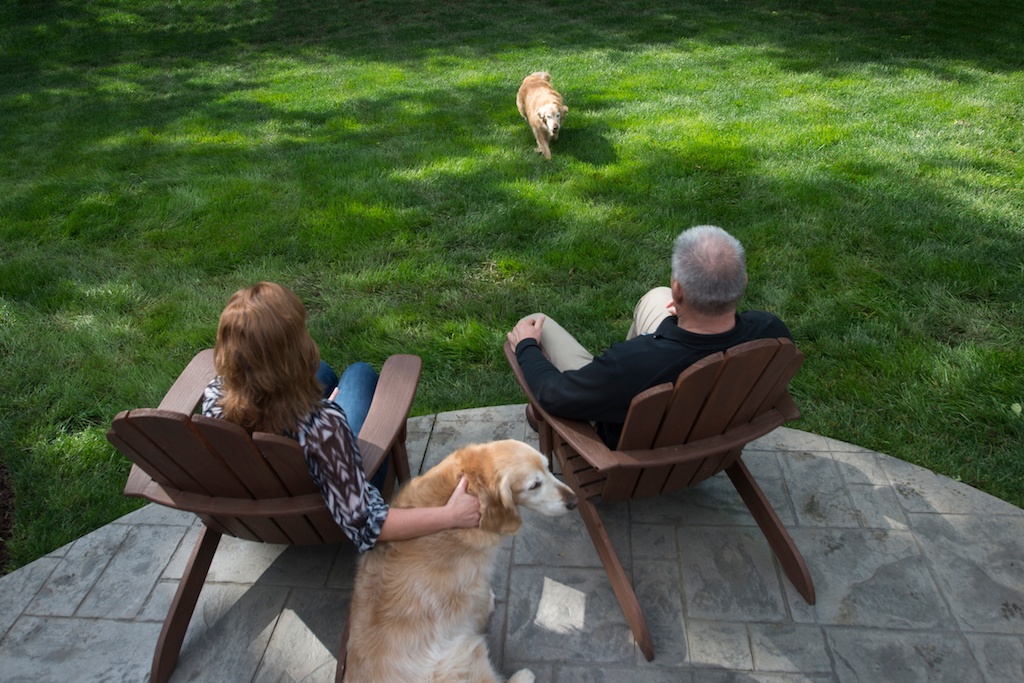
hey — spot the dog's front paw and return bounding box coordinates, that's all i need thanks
[507,669,535,683]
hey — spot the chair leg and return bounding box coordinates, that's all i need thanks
[573,491,655,660]
[726,458,816,604]
[334,619,350,683]
[393,430,412,483]
[151,524,222,683]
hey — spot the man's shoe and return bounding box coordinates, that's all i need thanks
[525,404,539,433]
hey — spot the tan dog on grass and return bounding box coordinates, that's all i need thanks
[344,439,578,683]
[517,71,568,159]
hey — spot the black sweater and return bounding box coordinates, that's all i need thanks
[515,311,792,447]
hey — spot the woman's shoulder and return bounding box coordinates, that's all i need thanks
[296,399,351,435]
[202,376,225,417]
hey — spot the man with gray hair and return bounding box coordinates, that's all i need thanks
[507,225,792,447]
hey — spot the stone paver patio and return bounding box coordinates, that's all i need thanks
[1,404,1023,682]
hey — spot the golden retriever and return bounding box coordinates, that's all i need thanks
[344,439,578,683]
[516,71,568,159]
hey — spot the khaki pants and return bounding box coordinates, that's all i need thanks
[519,286,673,372]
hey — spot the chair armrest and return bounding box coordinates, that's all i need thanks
[357,355,423,476]
[503,340,621,471]
[158,349,217,414]
[545,414,622,471]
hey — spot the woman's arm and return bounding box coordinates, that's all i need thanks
[377,475,481,542]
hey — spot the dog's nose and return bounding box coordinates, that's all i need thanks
[564,492,578,510]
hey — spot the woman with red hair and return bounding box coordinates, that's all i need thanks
[203,282,480,552]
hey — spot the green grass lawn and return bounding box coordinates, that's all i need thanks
[2,0,1022,572]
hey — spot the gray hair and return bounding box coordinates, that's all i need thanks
[671,225,747,315]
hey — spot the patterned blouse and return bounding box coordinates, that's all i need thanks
[202,377,389,553]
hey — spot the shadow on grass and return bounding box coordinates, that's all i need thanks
[3,0,1023,81]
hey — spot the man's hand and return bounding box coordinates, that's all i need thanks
[507,315,545,348]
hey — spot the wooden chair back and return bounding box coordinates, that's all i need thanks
[110,410,349,545]
[590,337,802,502]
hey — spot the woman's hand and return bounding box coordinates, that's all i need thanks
[446,475,482,528]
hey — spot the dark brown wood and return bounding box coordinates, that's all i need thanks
[151,525,221,683]
[108,350,422,683]
[504,337,814,662]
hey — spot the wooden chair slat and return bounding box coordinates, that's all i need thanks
[686,342,778,441]
[618,383,673,450]
[727,340,795,428]
[651,352,725,448]
[113,410,213,494]
[190,416,288,499]
[252,431,320,496]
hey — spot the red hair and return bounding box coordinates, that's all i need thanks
[213,282,322,434]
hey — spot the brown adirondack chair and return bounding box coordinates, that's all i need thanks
[504,336,814,661]
[107,349,422,683]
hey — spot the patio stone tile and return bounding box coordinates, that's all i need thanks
[749,623,831,673]
[254,587,348,683]
[556,664,695,682]
[325,542,359,589]
[632,523,679,561]
[421,405,529,470]
[171,583,290,682]
[631,475,793,529]
[205,538,332,587]
[491,536,514,603]
[504,566,635,664]
[634,559,688,667]
[828,447,889,487]
[791,528,953,630]
[878,455,1016,516]
[963,633,1024,682]
[486,598,508,670]
[26,522,130,617]
[0,616,160,682]
[513,506,603,569]
[138,578,178,622]
[507,662,554,682]
[779,452,860,529]
[747,427,830,454]
[113,503,196,527]
[686,619,753,670]
[826,627,983,683]
[908,512,1024,635]
[694,672,835,682]
[76,524,183,619]
[678,526,788,622]
[405,413,434,475]
[844,484,909,531]
[0,556,59,638]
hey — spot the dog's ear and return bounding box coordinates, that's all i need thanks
[561,104,568,114]
[480,470,522,535]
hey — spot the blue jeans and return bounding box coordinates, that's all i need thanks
[316,361,387,488]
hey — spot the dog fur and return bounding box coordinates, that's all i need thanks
[344,439,578,683]
[517,71,568,159]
